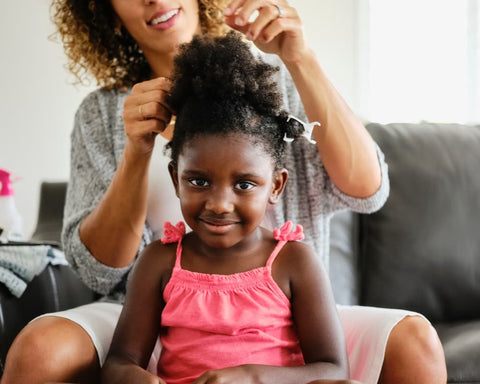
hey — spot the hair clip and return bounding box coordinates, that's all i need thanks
[283,115,320,144]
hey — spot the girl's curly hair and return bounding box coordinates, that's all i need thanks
[50,0,229,89]
[166,32,305,169]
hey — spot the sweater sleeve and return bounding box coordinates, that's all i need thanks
[61,89,153,297]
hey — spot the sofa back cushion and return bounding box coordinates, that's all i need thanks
[360,123,480,323]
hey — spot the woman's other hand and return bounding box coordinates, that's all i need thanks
[123,77,174,156]
[224,0,308,63]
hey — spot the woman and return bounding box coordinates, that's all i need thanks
[2,0,446,383]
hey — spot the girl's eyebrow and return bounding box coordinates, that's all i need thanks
[181,169,263,179]
[233,172,263,180]
[181,169,205,175]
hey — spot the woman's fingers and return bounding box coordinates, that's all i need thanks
[122,77,175,155]
[225,0,306,61]
[244,2,284,40]
[234,0,282,26]
[131,76,171,94]
[124,78,174,131]
[134,91,174,123]
[255,13,302,44]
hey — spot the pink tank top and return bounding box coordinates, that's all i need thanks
[157,222,306,384]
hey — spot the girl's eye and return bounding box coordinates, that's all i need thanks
[235,181,255,191]
[189,178,209,187]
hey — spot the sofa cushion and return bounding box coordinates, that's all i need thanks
[435,321,480,383]
[360,123,480,323]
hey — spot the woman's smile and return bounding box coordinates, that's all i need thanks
[148,8,181,30]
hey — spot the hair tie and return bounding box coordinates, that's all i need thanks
[283,115,320,144]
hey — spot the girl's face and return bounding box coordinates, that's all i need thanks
[110,0,201,72]
[169,134,287,250]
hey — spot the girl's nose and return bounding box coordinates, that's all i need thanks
[205,189,234,214]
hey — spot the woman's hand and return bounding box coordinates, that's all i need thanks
[224,0,308,63]
[122,77,174,156]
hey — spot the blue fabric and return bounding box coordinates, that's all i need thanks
[0,245,68,297]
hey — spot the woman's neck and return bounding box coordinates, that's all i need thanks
[144,50,176,79]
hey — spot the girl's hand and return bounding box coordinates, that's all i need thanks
[101,360,167,384]
[224,0,308,63]
[122,77,174,156]
[193,365,258,384]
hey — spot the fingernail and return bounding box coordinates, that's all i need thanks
[246,31,253,40]
[224,7,232,16]
[235,16,244,26]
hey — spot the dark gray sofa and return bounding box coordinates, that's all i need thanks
[1,122,479,383]
[330,122,480,383]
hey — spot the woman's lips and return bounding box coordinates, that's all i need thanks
[148,8,180,30]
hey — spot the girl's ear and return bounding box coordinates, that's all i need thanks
[168,161,180,198]
[269,168,288,204]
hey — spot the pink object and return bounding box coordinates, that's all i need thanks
[158,221,305,383]
[0,169,14,196]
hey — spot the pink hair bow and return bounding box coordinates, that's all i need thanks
[273,221,304,242]
[161,221,186,244]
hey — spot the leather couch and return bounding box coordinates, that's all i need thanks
[1,122,479,383]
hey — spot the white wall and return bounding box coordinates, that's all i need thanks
[0,0,360,238]
[0,0,95,237]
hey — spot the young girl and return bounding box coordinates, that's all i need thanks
[101,32,351,384]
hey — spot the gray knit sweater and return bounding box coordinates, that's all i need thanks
[62,54,389,301]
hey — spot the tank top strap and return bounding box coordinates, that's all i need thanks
[161,221,186,269]
[266,221,304,268]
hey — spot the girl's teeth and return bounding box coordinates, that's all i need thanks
[150,9,179,25]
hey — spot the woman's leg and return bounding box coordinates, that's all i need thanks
[379,316,447,384]
[338,305,446,384]
[2,316,100,384]
[2,302,122,384]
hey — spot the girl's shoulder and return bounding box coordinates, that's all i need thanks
[276,240,317,269]
[271,238,319,300]
[133,239,178,280]
[274,230,324,279]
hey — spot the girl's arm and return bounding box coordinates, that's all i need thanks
[101,241,174,384]
[192,241,348,384]
[225,0,381,199]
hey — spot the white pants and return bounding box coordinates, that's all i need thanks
[38,302,419,384]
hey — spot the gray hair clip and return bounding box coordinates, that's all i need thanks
[283,115,320,144]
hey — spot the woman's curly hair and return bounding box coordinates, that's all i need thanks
[166,32,304,169]
[50,0,229,89]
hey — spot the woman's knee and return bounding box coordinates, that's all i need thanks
[383,315,447,383]
[3,316,100,383]
[390,315,444,357]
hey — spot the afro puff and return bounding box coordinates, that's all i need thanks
[166,31,305,169]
